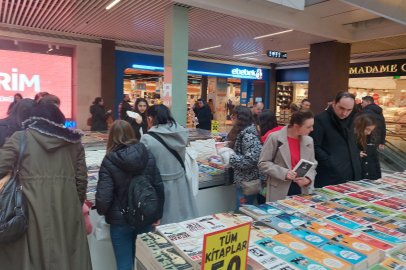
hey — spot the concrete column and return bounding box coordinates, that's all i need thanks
[101,39,116,118]
[164,5,189,126]
[201,75,208,101]
[269,64,277,112]
[308,41,351,115]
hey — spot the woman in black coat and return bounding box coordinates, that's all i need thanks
[96,120,164,270]
[126,98,149,140]
[354,114,381,180]
[90,97,111,131]
[7,93,22,114]
[195,98,212,131]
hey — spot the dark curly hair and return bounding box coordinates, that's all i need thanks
[227,106,255,149]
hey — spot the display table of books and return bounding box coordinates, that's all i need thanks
[135,172,406,270]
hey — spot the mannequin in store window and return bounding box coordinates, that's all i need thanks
[126,98,149,140]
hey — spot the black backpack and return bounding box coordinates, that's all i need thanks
[115,170,160,230]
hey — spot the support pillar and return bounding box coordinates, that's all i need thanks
[308,41,351,115]
[101,39,116,118]
[201,75,208,101]
[164,5,189,126]
[269,64,277,112]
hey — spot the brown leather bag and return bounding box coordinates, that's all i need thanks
[87,117,92,126]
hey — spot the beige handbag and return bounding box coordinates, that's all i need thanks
[241,179,262,196]
[0,171,12,193]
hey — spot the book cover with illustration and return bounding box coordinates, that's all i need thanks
[285,253,328,270]
[330,197,365,209]
[289,229,330,247]
[257,204,286,216]
[373,200,405,211]
[302,221,340,238]
[380,257,406,270]
[212,213,245,228]
[228,210,255,223]
[255,238,297,261]
[267,202,297,213]
[276,213,308,228]
[261,216,296,233]
[173,238,203,266]
[376,220,406,234]
[178,220,212,238]
[152,248,194,270]
[299,246,351,270]
[361,228,405,245]
[389,250,406,264]
[194,215,227,232]
[278,199,307,210]
[321,201,348,211]
[302,210,326,221]
[292,159,314,178]
[289,196,317,207]
[272,233,313,254]
[310,204,340,215]
[344,210,380,224]
[319,241,367,265]
[290,212,318,223]
[367,224,406,238]
[330,232,379,257]
[324,214,365,231]
[252,221,282,238]
[348,192,376,202]
[157,224,194,245]
[355,205,394,219]
[137,231,173,253]
[339,213,373,226]
[298,193,329,202]
[248,243,299,270]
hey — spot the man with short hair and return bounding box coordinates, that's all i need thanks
[310,92,361,188]
[251,101,264,125]
[301,99,311,109]
[119,94,132,120]
[359,96,386,150]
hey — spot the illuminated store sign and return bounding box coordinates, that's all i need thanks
[267,50,287,59]
[132,65,263,79]
[349,59,406,78]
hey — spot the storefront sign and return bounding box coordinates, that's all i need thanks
[231,68,263,80]
[267,50,287,59]
[349,59,406,78]
[202,223,251,270]
[211,120,219,133]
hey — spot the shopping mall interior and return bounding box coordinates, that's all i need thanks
[1,0,406,270]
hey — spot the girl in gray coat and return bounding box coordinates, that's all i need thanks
[141,105,199,225]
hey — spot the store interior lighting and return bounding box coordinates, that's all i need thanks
[198,45,221,51]
[254,29,293,39]
[233,52,257,57]
[106,0,120,10]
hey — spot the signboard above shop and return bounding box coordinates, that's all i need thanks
[349,59,406,78]
[267,50,287,59]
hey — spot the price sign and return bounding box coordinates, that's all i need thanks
[202,223,251,270]
[211,120,219,133]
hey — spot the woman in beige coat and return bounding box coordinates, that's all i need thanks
[258,108,316,202]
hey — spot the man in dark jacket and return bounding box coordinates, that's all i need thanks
[251,101,264,125]
[195,98,212,130]
[360,96,386,150]
[119,94,132,120]
[310,92,362,188]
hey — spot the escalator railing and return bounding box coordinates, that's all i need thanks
[379,130,406,172]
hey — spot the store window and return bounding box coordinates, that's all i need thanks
[0,38,74,119]
[276,82,308,123]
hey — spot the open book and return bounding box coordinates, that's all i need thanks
[292,159,314,177]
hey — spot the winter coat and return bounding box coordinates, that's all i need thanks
[0,118,22,148]
[90,104,110,131]
[258,126,316,202]
[196,104,212,131]
[96,143,164,226]
[126,117,148,140]
[119,101,132,120]
[140,123,199,225]
[310,106,361,187]
[358,136,381,180]
[229,124,267,188]
[0,117,91,270]
[358,103,386,145]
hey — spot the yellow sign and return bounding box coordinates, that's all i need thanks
[202,223,251,270]
[211,120,219,133]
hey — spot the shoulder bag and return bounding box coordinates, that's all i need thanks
[148,132,185,171]
[0,130,29,243]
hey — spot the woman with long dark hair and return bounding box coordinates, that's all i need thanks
[90,97,111,131]
[258,108,316,202]
[7,93,22,114]
[354,114,381,179]
[259,109,283,143]
[126,98,149,139]
[141,105,198,224]
[217,106,266,209]
[96,120,164,270]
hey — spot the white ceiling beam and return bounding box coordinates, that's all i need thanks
[176,0,354,42]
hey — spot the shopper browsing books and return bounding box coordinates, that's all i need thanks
[126,98,149,140]
[354,114,381,180]
[0,105,91,270]
[194,98,212,131]
[141,105,199,224]
[310,92,361,187]
[258,108,316,202]
[96,120,164,270]
[216,106,266,209]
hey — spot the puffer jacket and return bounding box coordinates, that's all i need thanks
[96,143,164,226]
[229,124,267,188]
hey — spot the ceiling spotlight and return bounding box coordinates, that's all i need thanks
[198,45,221,51]
[254,29,293,39]
[106,0,121,10]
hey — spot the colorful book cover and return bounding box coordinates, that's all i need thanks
[212,213,245,227]
[290,212,318,223]
[138,231,173,252]
[178,220,212,238]
[194,215,227,232]
[368,265,390,270]
[175,239,203,262]
[376,220,406,233]
[388,197,406,205]
[242,204,269,216]
[340,213,373,226]
[247,256,267,270]
[290,196,316,206]
[347,181,376,188]
[290,229,330,247]
[255,238,297,260]
[285,253,329,270]
[330,198,364,209]
[272,234,313,254]
[300,247,350,270]
[252,221,281,237]
[348,192,376,202]
[302,221,340,238]
[157,224,194,244]
[228,210,255,223]
[381,198,406,208]
[257,204,286,216]
[339,183,365,192]
[390,250,406,264]
[373,200,404,211]
[396,214,406,222]
[324,186,350,194]
[276,213,308,228]
[362,228,406,245]
[381,257,406,270]
[302,211,326,221]
[325,215,365,231]
[321,201,347,210]
[330,234,379,257]
[153,248,193,270]
[279,199,307,210]
[314,188,341,197]
[367,224,406,238]
[356,205,394,219]
[250,230,268,243]
[362,190,389,200]
[299,193,329,202]
[267,202,297,213]
[261,216,296,232]
[319,241,367,265]
[310,204,340,215]
[248,243,298,270]
[344,210,380,224]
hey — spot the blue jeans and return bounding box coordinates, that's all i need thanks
[236,187,257,210]
[110,225,152,270]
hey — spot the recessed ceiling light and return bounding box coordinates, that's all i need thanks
[233,52,257,57]
[254,29,293,39]
[402,90,406,92]
[106,0,120,10]
[198,45,221,51]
